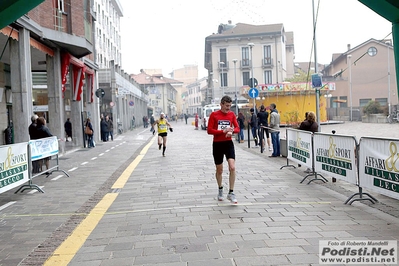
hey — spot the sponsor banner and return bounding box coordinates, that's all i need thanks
[29,136,59,161]
[314,133,357,185]
[0,143,30,194]
[319,240,397,264]
[359,137,399,200]
[286,128,313,168]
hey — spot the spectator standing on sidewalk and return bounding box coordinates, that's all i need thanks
[28,114,40,174]
[269,103,281,157]
[257,105,272,152]
[64,118,72,141]
[100,115,108,142]
[207,95,240,204]
[249,108,258,147]
[299,111,318,172]
[85,118,95,148]
[107,115,114,140]
[237,112,245,143]
[36,117,53,172]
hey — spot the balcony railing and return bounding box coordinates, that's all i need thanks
[240,59,251,69]
[262,58,273,68]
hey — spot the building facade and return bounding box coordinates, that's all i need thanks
[322,39,397,121]
[204,22,295,104]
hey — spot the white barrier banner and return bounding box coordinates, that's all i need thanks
[286,128,313,168]
[0,143,30,194]
[359,137,399,200]
[314,133,357,185]
[29,136,59,161]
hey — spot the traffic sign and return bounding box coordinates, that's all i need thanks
[249,78,258,88]
[129,100,134,106]
[248,88,259,99]
[95,88,105,98]
[311,73,322,88]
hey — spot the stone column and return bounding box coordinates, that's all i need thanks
[46,49,64,140]
[10,28,33,143]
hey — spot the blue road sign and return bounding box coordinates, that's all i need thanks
[311,73,322,88]
[248,88,259,99]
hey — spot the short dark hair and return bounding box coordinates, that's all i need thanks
[220,95,232,104]
[270,103,276,109]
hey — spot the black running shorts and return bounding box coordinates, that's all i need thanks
[212,140,235,165]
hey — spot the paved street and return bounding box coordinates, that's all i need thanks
[0,120,399,266]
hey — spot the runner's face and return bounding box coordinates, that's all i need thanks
[221,102,231,113]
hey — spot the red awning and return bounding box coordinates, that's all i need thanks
[61,52,94,102]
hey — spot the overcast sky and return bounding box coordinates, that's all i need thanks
[118,0,392,78]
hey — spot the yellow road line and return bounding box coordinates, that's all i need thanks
[44,193,117,266]
[43,138,155,266]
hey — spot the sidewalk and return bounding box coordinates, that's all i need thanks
[1,121,398,265]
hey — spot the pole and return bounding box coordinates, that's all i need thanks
[348,54,352,121]
[248,43,256,115]
[312,0,320,131]
[233,59,238,115]
[388,43,391,116]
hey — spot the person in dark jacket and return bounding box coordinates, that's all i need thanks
[257,105,272,152]
[64,118,72,141]
[100,115,108,141]
[86,118,95,148]
[28,114,40,173]
[299,111,318,133]
[299,111,318,172]
[237,112,245,143]
[36,117,53,172]
[249,108,258,146]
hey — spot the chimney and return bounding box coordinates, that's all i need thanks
[347,44,351,51]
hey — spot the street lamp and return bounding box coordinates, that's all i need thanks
[387,41,391,116]
[248,42,255,114]
[232,59,238,115]
[348,54,352,121]
[219,61,225,97]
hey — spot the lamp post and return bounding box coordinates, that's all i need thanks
[219,61,225,97]
[348,54,352,121]
[387,41,391,116]
[248,42,255,114]
[232,59,238,115]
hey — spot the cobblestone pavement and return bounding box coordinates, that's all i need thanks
[0,120,398,266]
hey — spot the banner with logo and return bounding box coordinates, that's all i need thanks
[313,133,357,185]
[286,128,313,168]
[359,137,399,200]
[29,136,59,161]
[0,143,29,194]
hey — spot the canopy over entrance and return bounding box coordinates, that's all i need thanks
[0,0,45,29]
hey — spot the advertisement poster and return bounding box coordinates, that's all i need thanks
[0,143,29,194]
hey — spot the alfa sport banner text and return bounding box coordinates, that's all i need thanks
[0,143,29,194]
[313,133,357,185]
[286,128,313,169]
[359,137,399,200]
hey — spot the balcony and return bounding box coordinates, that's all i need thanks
[262,58,273,68]
[240,59,251,69]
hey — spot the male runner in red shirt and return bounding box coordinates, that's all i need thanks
[207,96,240,203]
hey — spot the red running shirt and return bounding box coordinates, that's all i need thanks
[207,110,240,142]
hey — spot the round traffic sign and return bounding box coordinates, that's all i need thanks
[95,88,105,98]
[248,88,259,99]
[129,100,134,106]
